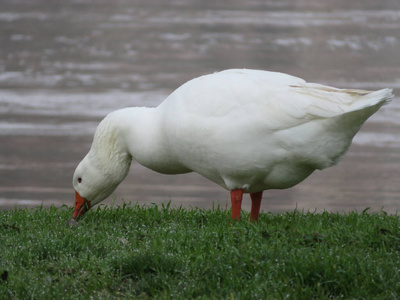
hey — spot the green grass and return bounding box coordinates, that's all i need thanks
[1,203,400,299]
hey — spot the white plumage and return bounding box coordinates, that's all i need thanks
[72,69,393,220]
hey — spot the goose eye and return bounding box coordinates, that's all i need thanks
[78,178,82,183]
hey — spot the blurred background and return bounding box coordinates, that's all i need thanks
[1,0,400,213]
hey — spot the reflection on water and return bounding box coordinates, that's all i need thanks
[1,0,400,213]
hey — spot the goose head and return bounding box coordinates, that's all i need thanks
[72,112,132,219]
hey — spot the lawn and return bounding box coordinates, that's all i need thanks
[1,203,400,299]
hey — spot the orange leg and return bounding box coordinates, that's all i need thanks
[230,189,243,220]
[249,191,263,222]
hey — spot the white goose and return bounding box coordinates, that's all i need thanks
[72,69,393,221]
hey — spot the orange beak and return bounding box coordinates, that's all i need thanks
[73,190,91,219]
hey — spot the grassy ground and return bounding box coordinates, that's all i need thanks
[1,203,400,299]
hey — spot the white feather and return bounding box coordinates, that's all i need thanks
[73,69,394,205]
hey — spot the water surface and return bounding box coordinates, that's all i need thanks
[1,0,400,213]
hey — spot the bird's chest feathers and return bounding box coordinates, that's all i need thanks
[127,128,191,175]
[132,142,191,175]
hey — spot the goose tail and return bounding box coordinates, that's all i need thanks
[350,88,394,111]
